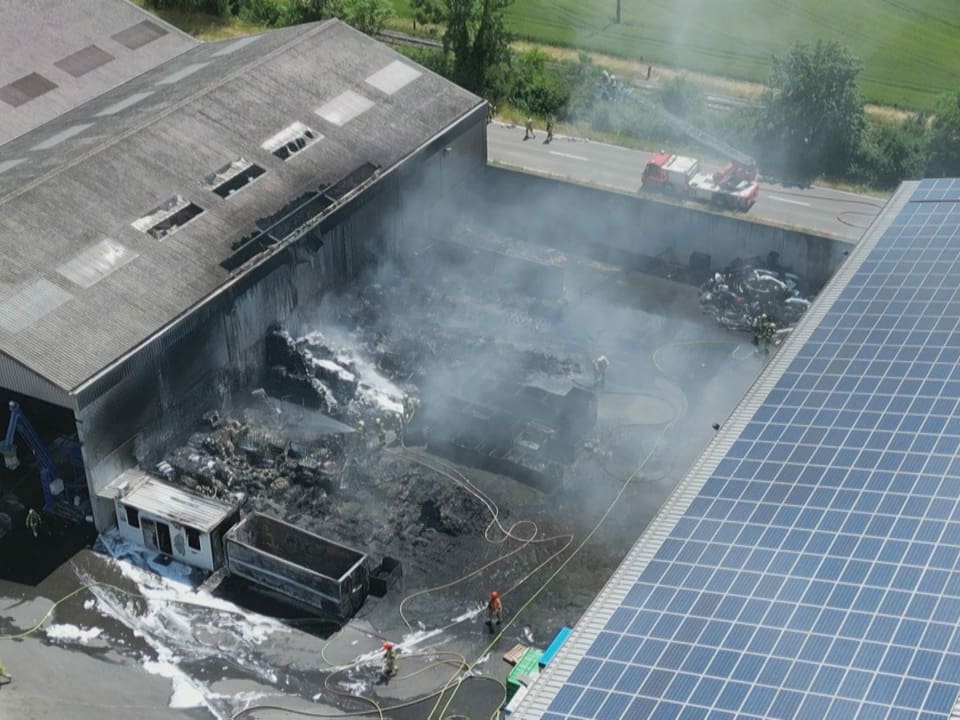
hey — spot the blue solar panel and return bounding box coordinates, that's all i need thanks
[520,183,960,719]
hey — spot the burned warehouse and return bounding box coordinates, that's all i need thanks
[0,7,485,536]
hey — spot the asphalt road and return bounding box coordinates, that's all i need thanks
[486,122,885,243]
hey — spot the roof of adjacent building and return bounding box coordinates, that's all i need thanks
[518,178,960,719]
[0,16,481,403]
[104,467,236,532]
[0,0,195,145]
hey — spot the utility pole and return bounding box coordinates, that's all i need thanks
[615,0,621,23]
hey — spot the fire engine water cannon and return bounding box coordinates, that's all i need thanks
[631,93,760,212]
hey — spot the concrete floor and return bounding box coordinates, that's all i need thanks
[0,246,770,719]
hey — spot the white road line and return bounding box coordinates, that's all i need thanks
[766,194,811,207]
[548,150,589,161]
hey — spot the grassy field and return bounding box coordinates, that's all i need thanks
[392,0,960,110]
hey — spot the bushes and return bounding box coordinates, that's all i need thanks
[396,46,450,78]
[659,76,705,119]
[851,118,928,188]
[238,0,392,31]
[502,49,570,117]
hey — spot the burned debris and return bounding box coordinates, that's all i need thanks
[699,254,814,341]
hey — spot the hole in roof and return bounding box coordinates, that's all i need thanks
[0,279,73,334]
[211,35,259,57]
[261,122,322,161]
[112,20,168,51]
[315,91,375,127]
[96,91,154,117]
[30,124,94,151]
[57,239,138,289]
[204,159,266,198]
[55,45,115,78]
[133,196,204,240]
[0,73,58,108]
[156,63,209,86]
[365,61,422,95]
[0,158,26,175]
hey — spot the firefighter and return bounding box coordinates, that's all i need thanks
[593,355,609,388]
[381,642,398,677]
[25,508,41,538]
[374,417,387,446]
[546,119,554,143]
[0,658,10,684]
[402,395,417,425]
[759,316,777,355]
[486,590,503,628]
[390,412,404,445]
[355,420,368,450]
[524,117,535,140]
[399,396,416,445]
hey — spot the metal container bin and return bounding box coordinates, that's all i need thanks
[224,512,369,618]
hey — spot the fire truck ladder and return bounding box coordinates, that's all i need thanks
[630,93,756,170]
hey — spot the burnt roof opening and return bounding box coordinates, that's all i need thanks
[324,162,380,200]
[133,195,204,240]
[261,122,321,161]
[204,159,266,199]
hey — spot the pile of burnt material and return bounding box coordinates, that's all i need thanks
[156,404,346,506]
[409,383,597,492]
[699,258,813,334]
[264,326,361,414]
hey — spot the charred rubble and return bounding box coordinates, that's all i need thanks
[698,255,814,335]
[154,297,592,565]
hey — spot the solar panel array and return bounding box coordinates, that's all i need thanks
[519,179,960,720]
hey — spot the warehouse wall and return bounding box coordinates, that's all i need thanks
[76,109,487,530]
[479,167,847,292]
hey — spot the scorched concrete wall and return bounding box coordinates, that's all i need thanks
[478,167,847,292]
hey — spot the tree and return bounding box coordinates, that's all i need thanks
[927,92,960,177]
[340,0,394,35]
[442,0,513,95]
[757,40,865,181]
[411,0,444,30]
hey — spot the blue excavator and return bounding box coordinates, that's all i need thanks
[0,401,87,521]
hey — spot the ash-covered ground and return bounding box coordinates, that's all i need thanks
[0,227,773,719]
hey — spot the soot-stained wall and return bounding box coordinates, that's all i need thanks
[76,109,486,529]
[478,167,847,293]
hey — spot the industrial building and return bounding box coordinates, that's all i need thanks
[0,0,484,531]
[517,178,960,719]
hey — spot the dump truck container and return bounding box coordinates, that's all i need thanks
[224,513,369,618]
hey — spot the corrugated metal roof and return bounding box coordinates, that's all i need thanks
[0,0,195,145]
[105,468,236,532]
[0,17,482,395]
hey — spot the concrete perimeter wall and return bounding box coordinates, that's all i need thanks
[479,166,848,293]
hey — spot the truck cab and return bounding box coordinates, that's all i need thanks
[642,152,700,194]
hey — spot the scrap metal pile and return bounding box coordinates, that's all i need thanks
[699,258,813,337]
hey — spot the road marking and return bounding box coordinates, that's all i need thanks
[766,194,811,207]
[548,150,589,161]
